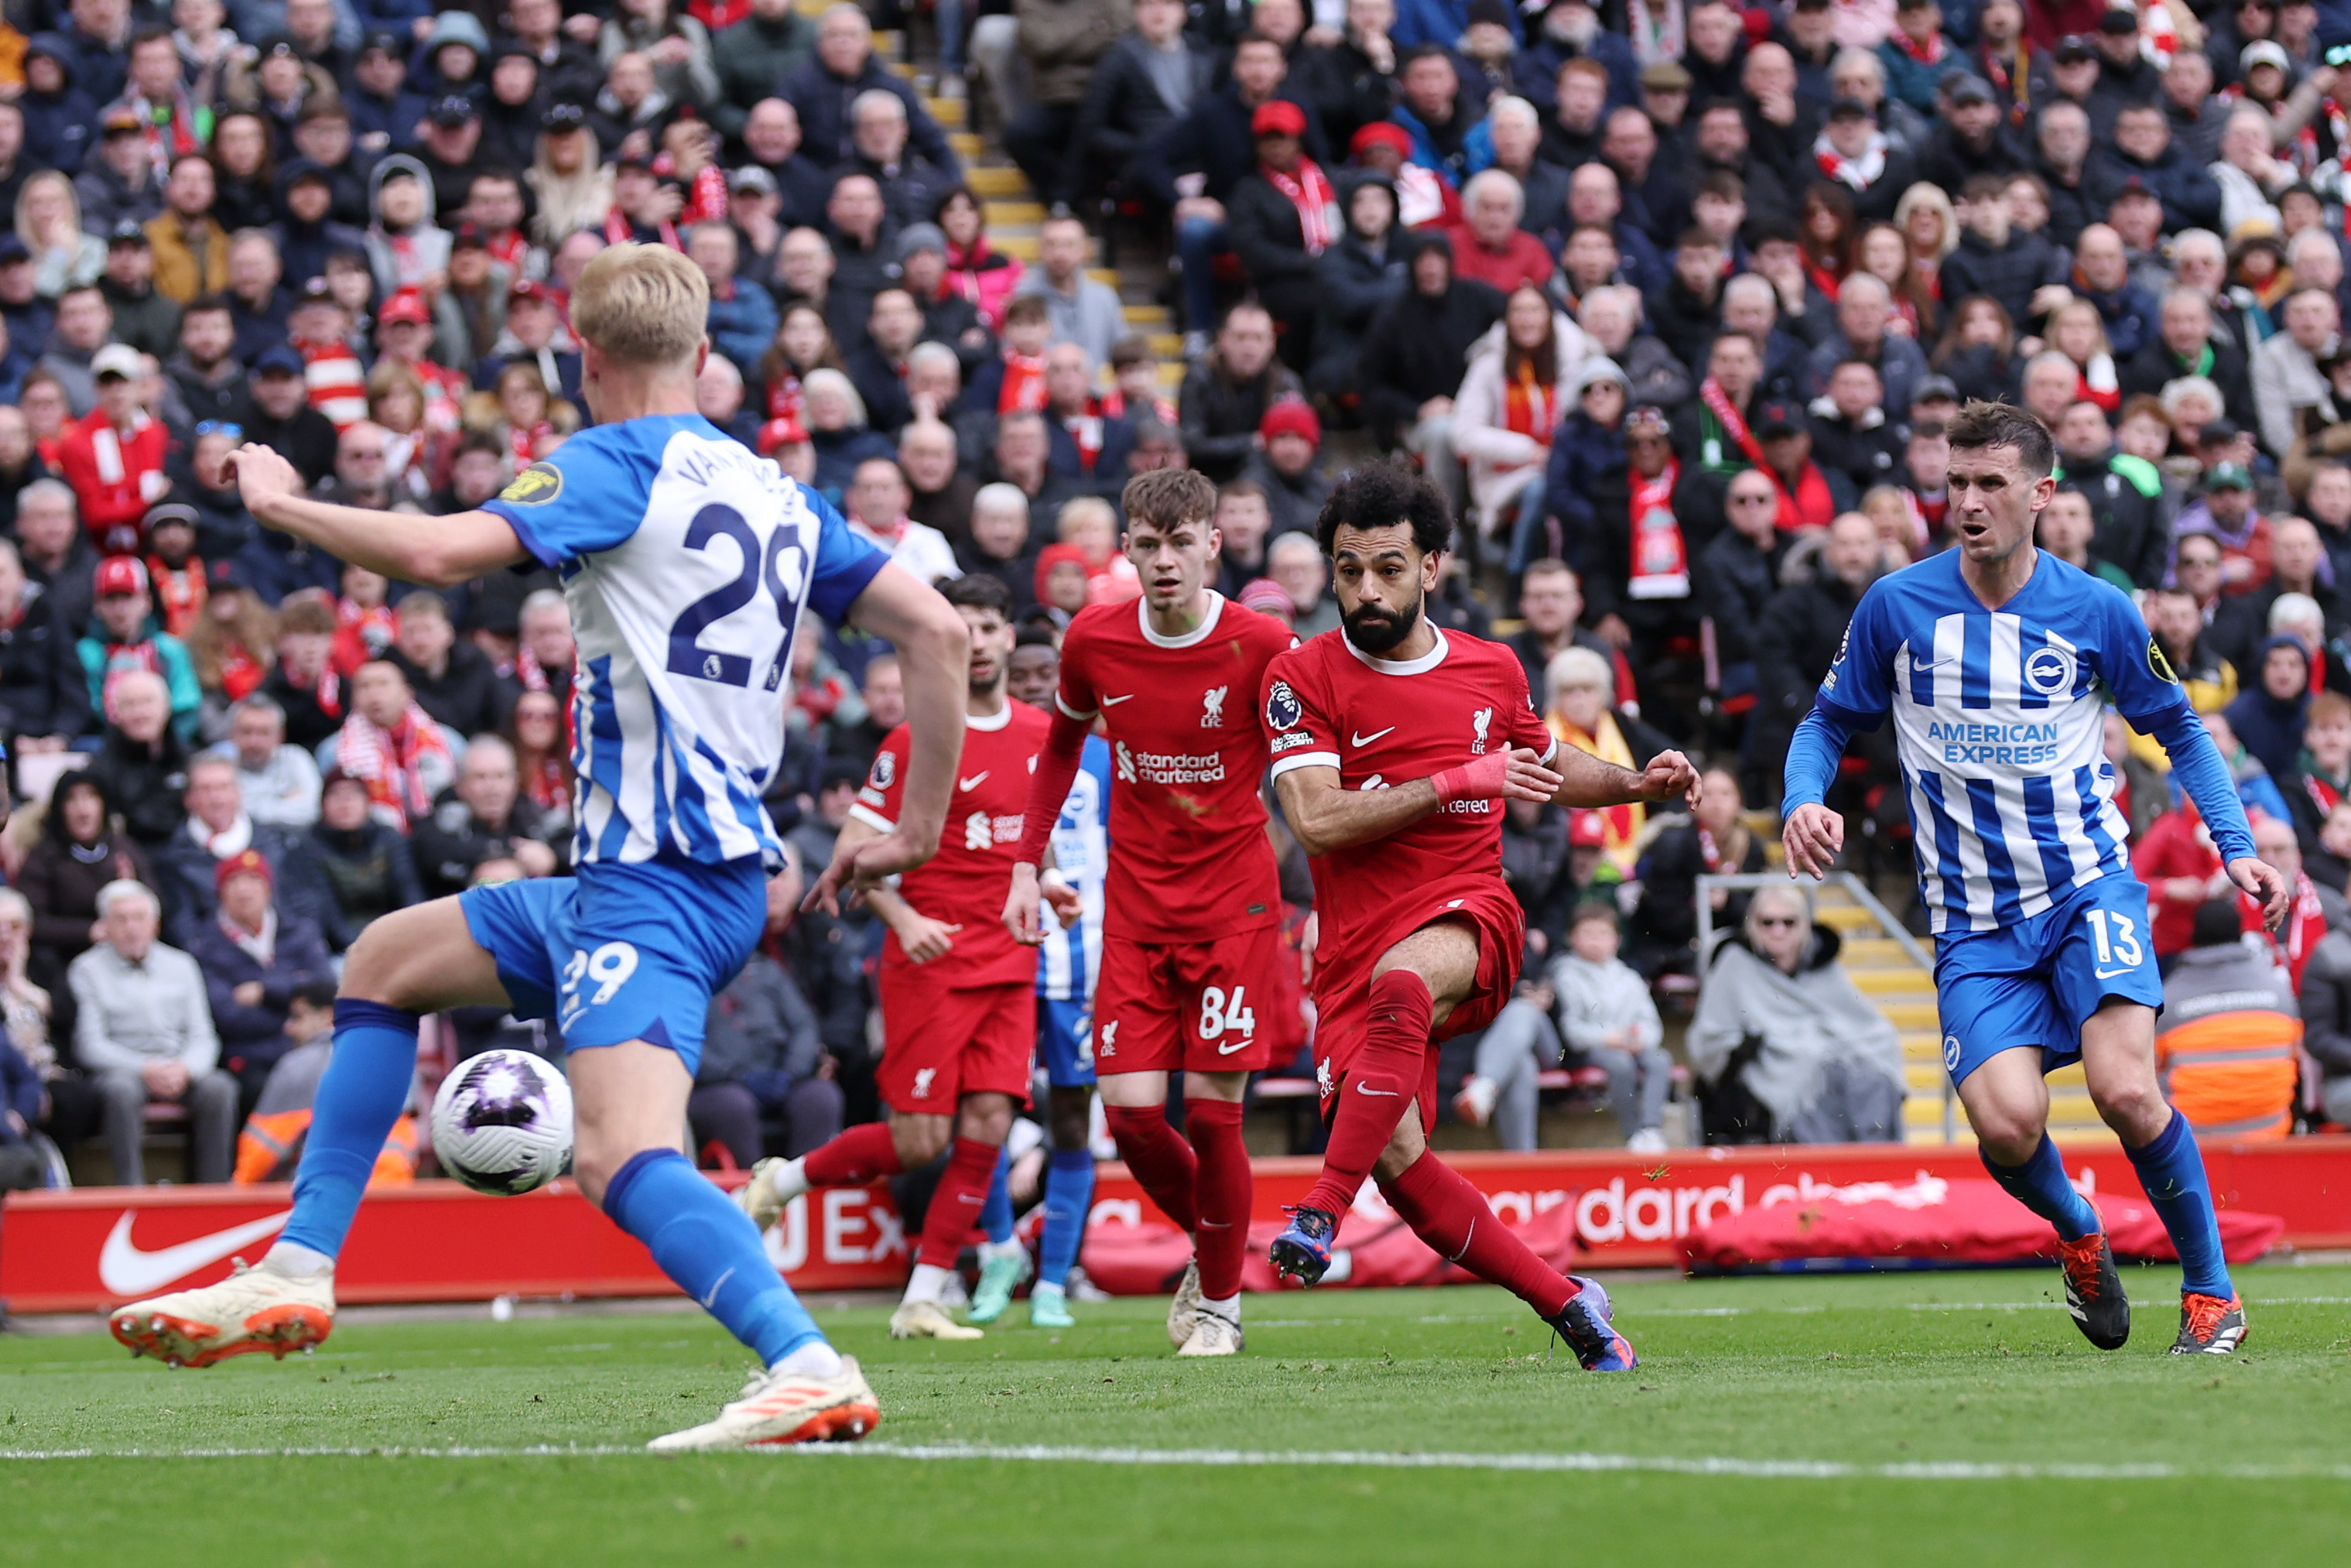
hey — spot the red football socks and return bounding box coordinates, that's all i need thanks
[1380,1151,1574,1318]
[1302,969,1434,1226]
[1105,1104,1200,1233]
[802,1121,902,1188]
[1185,1097,1251,1299]
[916,1136,1004,1269]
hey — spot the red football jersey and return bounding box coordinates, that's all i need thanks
[1055,592,1292,942]
[1260,627,1557,999]
[852,701,1050,988]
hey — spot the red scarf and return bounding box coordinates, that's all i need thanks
[507,420,556,467]
[1501,358,1557,443]
[2256,871,2330,989]
[217,644,265,702]
[1705,379,1833,529]
[1261,158,1337,255]
[524,751,571,812]
[148,557,206,638]
[998,353,1048,413]
[1627,457,1689,600]
[1887,28,1944,67]
[1061,399,1107,472]
[765,369,804,424]
[604,204,682,252]
[680,164,729,227]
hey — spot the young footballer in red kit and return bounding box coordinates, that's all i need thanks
[1003,468,1295,1357]
[1261,461,1699,1371]
[740,575,1069,1339]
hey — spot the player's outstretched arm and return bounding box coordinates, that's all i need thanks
[1551,745,1700,811]
[808,563,970,912]
[231,444,528,587]
[1275,749,1562,857]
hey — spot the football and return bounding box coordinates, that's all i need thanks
[428,1049,574,1196]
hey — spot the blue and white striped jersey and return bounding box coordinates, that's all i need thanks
[483,415,886,871]
[1038,734,1111,1002]
[1815,550,2199,936]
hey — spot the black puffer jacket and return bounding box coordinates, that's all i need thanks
[1753,535,1871,763]
[1355,250,1505,447]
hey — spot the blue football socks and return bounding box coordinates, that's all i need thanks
[603,1148,826,1366]
[979,1146,1015,1247]
[2127,1111,2233,1299]
[1038,1147,1095,1290]
[278,1000,421,1259]
[1982,1133,2101,1244]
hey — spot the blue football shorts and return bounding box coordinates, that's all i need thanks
[1933,871,2164,1085]
[1036,995,1097,1088]
[460,857,768,1075]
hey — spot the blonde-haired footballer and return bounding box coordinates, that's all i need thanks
[108,243,975,1450]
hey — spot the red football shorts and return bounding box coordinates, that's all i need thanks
[876,972,1035,1113]
[1093,924,1285,1074]
[1312,884,1526,1131]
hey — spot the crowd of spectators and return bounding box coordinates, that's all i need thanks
[9,0,2351,1192]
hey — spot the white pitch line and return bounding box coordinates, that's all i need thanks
[4,1443,2349,1481]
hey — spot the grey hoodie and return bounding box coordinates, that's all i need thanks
[1545,950,1663,1055]
[363,154,452,302]
[1686,925,1906,1132]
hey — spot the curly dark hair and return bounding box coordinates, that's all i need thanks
[1313,457,1455,557]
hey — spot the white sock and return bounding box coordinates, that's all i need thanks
[903,1262,954,1305]
[772,1340,844,1379]
[1200,1292,1240,1323]
[264,1242,335,1278]
[1032,1280,1066,1299]
[979,1238,1025,1264]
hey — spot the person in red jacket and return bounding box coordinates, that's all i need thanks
[53,345,172,556]
[1446,169,1558,294]
[2134,796,2235,960]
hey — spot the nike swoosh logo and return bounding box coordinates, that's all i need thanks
[98,1209,293,1298]
[1351,728,1396,747]
[1100,694,1135,706]
[1217,1039,1252,1055]
[1911,658,1936,673]
[1356,1084,1400,1097]
[959,772,990,791]
[2093,965,2137,980]
[700,1266,736,1310]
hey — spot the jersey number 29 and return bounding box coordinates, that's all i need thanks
[666,504,807,692]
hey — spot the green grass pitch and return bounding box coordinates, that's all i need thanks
[5,1264,2349,1567]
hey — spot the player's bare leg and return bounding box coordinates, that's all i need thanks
[2079,1002,2246,1353]
[110,901,509,1368]
[1099,1066,1250,1352]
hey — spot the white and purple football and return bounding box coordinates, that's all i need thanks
[429,1049,574,1196]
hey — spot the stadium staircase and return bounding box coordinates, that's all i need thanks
[860,13,1189,393]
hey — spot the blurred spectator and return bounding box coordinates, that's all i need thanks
[258,591,347,751]
[2223,635,2312,786]
[2211,517,2339,678]
[690,859,843,1165]
[2155,895,2299,1139]
[101,224,178,361]
[331,659,459,829]
[1357,243,1503,499]
[0,536,91,755]
[1543,645,1674,871]
[844,456,959,584]
[1001,0,1126,210]
[214,693,322,830]
[153,751,319,947]
[0,885,88,1183]
[289,768,425,953]
[79,555,201,745]
[2253,287,2338,459]
[1243,399,1332,538]
[1688,883,1905,1144]
[1268,531,1341,637]
[16,772,154,984]
[86,668,195,849]
[1628,765,1766,979]
[712,0,819,141]
[1698,464,1797,738]
[187,847,334,1104]
[73,878,231,1186]
[1451,285,1585,541]
[55,343,169,552]
[388,590,498,738]
[238,344,341,488]
[412,735,562,901]
[1068,0,1214,213]
[1180,303,1303,484]
[782,5,958,174]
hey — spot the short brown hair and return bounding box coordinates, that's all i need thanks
[1002,294,1050,329]
[2310,691,2351,729]
[276,588,338,637]
[569,241,709,368]
[1122,467,1217,533]
[1945,399,2055,479]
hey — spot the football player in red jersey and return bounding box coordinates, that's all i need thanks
[1003,468,1297,1357]
[1261,461,1699,1371]
[740,575,1072,1340]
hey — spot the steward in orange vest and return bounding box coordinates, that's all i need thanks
[2155,900,2301,1141]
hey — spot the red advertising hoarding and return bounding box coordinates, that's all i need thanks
[6,1139,2346,1314]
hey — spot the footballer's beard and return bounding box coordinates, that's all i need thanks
[1341,590,1424,656]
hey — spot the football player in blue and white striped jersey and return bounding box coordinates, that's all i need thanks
[1783,401,2288,1358]
[109,244,974,1448]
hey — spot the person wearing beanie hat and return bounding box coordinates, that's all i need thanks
[1237,575,1295,625]
[1241,396,1334,538]
[1227,100,1341,365]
